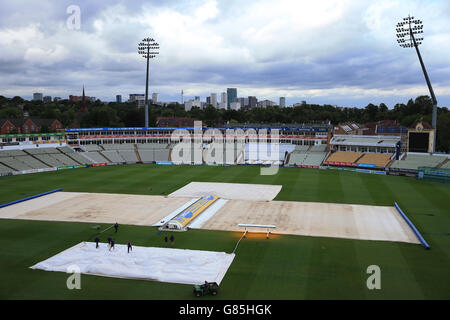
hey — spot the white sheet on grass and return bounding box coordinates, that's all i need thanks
[30,242,235,285]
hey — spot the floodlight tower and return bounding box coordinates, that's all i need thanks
[396,15,437,153]
[138,38,159,127]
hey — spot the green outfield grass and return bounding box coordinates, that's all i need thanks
[0,164,449,299]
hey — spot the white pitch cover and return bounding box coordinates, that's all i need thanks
[30,242,235,285]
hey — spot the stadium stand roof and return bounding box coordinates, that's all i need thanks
[330,135,400,147]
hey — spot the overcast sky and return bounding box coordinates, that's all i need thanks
[1,0,449,108]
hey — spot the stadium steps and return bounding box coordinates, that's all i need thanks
[386,159,394,168]
[354,154,365,163]
[437,158,449,168]
[98,152,113,163]
[26,153,53,168]
[56,147,83,165]
[134,145,143,163]
[286,153,292,165]
[0,160,17,172]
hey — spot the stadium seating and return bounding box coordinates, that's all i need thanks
[325,152,363,163]
[155,149,170,162]
[33,154,64,167]
[0,149,28,157]
[15,155,50,169]
[288,144,328,166]
[137,143,170,163]
[0,162,13,174]
[390,154,447,170]
[65,152,93,165]
[294,145,310,152]
[138,150,155,163]
[100,144,135,150]
[137,143,168,150]
[203,143,245,164]
[84,144,103,151]
[0,157,33,171]
[441,161,450,169]
[170,144,199,164]
[357,153,393,168]
[100,150,125,163]
[117,150,139,163]
[50,153,80,166]
[85,151,110,163]
[25,148,60,155]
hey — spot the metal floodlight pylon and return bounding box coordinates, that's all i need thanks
[396,15,438,153]
[138,37,159,127]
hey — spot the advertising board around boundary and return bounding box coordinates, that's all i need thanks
[328,166,386,175]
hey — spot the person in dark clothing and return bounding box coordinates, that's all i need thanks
[107,236,112,249]
[127,242,132,253]
[109,239,115,251]
[164,235,168,246]
[114,222,119,233]
[94,237,100,248]
[170,235,174,246]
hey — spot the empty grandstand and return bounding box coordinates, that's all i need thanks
[287,144,328,167]
[325,152,363,165]
[357,153,393,168]
[390,153,447,171]
[244,143,292,165]
[204,142,245,165]
[0,145,93,175]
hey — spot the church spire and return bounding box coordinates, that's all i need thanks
[81,85,88,112]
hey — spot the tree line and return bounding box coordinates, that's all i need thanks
[0,95,448,152]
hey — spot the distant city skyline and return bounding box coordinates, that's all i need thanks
[0,1,449,108]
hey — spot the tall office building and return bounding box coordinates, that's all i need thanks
[206,96,211,105]
[220,92,227,109]
[248,96,257,109]
[43,96,52,103]
[279,97,286,108]
[33,93,43,101]
[152,93,158,104]
[227,88,237,108]
[116,95,122,103]
[211,93,218,108]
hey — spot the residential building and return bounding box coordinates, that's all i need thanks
[116,95,122,103]
[43,96,52,103]
[0,118,63,134]
[279,97,286,108]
